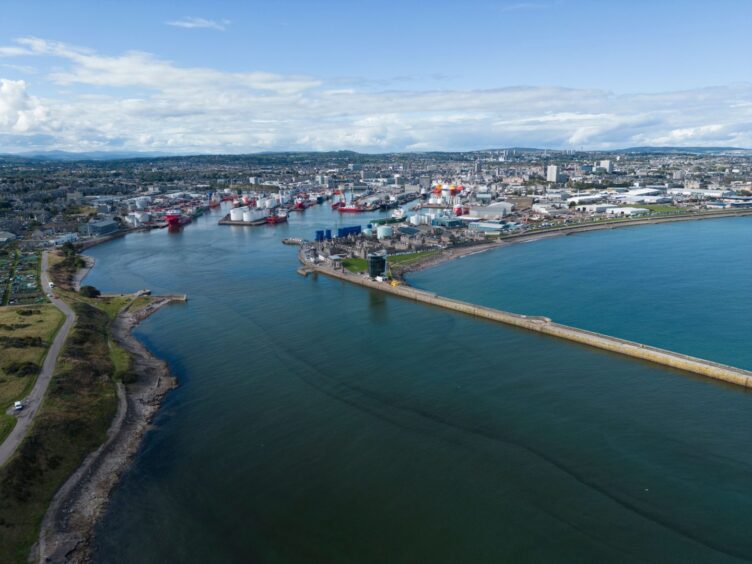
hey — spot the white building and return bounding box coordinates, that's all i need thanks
[546,165,562,183]
[606,207,649,217]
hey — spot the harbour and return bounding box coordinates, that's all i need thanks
[81,206,752,563]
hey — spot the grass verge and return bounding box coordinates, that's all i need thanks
[0,302,118,562]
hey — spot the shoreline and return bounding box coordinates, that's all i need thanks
[33,293,182,562]
[393,210,752,278]
[73,255,95,291]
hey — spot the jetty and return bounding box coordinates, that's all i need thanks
[218,213,266,226]
[306,262,752,390]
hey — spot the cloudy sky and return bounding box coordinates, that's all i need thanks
[0,0,750,153]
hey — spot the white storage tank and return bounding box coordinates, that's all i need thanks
[376,225,393,239]
[230,206,247,221]
[409,215,421,226]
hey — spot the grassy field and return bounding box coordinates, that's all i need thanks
[0,302,118,563]
[388,250,440,266]
[641,204,683,213]
[342,257,367,272]
[343,251,441,274]
[0,306,65,444]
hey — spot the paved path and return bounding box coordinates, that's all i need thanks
[0,251,76,467]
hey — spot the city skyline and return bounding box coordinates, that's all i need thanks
[1,0,751,153]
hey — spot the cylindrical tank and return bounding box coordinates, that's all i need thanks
[230,206,247,221]
[362,227,373,237]
[376,225,393,239]
[409,215,421,226]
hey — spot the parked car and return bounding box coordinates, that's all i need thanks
[13,401,23,411]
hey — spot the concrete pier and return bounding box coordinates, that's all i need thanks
[309,264,752,389]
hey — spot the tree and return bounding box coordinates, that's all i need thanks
[79,285,101,298]
[61,241,77,257]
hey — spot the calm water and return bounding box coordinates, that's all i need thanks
[88,207,752,563]
[411,216,752,371]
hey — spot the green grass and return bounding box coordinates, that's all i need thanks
[342,257,367,272]
[387,250,440,266]
[0,305,65,412]
[109,339,131,381]
[641,204,683,213]
[0,302,118,563]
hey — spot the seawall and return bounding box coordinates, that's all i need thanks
[309,264,752,390]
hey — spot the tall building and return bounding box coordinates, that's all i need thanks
[546,165,561,183]
[599,160,613,173]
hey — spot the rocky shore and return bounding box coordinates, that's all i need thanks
[32,296,181,563]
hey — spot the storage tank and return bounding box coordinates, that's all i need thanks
[409,215,421,226]
[230,206,247,221]
[376,225,393,239]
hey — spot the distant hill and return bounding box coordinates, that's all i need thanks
[0,146,749,163]
[4,150,174,161]
[617,146,750,155]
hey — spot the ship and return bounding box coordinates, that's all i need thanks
[338,205,365,213]
[164,210,191,228]
[266,209,288,224]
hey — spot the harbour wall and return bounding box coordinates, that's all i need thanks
[310,264,752,390]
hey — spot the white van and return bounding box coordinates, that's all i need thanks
[13,401,23,411]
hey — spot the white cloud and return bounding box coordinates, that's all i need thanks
[166,17,230,31]
[0,79,47,132]
[0,38,750,153]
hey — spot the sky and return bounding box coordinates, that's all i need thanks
[0,0,750,153]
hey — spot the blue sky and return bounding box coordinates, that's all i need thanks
[0,0,750,152]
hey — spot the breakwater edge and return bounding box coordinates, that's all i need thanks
[304,260,752,390]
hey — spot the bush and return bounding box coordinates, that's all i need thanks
[79,285,101,298]
[4,361,39,377]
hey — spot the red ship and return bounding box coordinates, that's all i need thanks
[338,204,366,213]
[266,209,288,224]
[164,210,191,228]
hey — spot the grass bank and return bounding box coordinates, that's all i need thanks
[0,306,65,445]
[343,251,442,273]
[0,302,118,562]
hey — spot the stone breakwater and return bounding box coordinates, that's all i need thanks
[310,264,752,390]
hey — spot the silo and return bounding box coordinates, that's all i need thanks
[230,207,247,221]
[376,225,393,239]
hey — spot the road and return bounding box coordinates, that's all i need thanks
[0,251,76,467]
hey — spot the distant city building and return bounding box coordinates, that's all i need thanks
[81,218,119,237]
[0,231,17,244]
[546,165,562,183]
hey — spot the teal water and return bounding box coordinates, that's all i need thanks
[411,217,752,371]
[88,207,752,563]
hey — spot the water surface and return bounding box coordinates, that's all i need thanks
[89,207,752,563]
